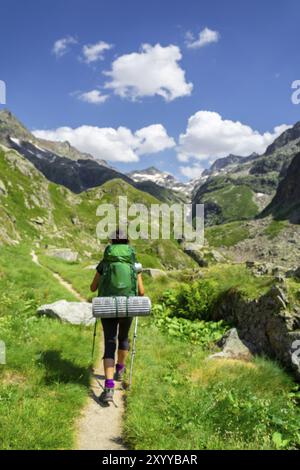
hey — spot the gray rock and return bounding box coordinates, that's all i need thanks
[30,216,45,225]
[210,250,226,263]
[286,267,300,280]
[84,264,98,270]
[210,329,253,361]
[37,300,95,326]
[48,248,78,262]
[183,249,208,267]
[143,268,167,278]
[0,179,7,196]
[71,216,80,225]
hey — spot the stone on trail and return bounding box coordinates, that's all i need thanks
[209,328,253,362]
[37,300,95,326]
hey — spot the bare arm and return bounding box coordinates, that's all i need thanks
[90,272,100,292]
[137,273,145,296]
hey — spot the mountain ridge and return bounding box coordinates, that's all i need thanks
[0,110,185,203]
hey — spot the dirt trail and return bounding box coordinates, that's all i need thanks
[31,250,126,450]
[76,361,126,450]
[30,250,85,301]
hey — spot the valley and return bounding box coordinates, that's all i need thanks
[0,109,300,450]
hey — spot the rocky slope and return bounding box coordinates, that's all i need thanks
[128,167,194,197]
[193,121,300,226]
[261,152,300,224]
[212,282,300,380]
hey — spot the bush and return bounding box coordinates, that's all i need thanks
[152,306,228,346]
[152,277,228,347]
[159,279,219,321]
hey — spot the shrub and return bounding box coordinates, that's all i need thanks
[160,279,219,321]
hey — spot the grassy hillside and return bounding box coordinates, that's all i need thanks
[193,176,260,226]
[0,244,93,449]
[0,146,196,270]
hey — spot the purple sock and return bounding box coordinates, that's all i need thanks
[105,379,115,389]
[116,363,125,372]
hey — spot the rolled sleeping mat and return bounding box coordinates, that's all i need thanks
[92,296,152,318]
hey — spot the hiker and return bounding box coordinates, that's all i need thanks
[90,230,144,404]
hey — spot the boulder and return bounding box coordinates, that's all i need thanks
[47,248,78,262]
[0,179,7,196]
[183,249,208,267]
[210,329,253,362]
[210,250,226,263]
[143,268,167,279]
[37,300,95,326]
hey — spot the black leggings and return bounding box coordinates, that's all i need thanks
[101,317,133,360]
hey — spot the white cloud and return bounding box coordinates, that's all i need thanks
[82,41,113,63]
[186,27,220,49]
[52,36,77,57]
[135,124,175,155]
[77,89,109,104]
[178,111,291,163]
[104,43,193,102]
[33,124,175,163]
[180,164,205,179]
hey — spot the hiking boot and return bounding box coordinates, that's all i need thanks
[114,366,126,382]
[99,387,114,405]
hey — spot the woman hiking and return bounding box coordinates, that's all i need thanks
[90,229,144,405]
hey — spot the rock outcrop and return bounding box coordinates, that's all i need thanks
[212,283,300,380]
[262,152,300,223]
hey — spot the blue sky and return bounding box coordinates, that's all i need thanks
[0,0,300,180]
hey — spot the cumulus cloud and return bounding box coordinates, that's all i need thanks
[82,41,113,63]
[104,43,193,102]
[178,111,291,163]
[77,89,109,104]
[135,124,175,155]
[33,124,175,163]
[186,27,220,49]
[180,164,205,179]
[52,36,78,57]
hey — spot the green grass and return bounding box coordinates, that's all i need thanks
[263,220,288,240]
[286,278,300,305]
[205,222,250,248]
[202,264,274,300]
[124,270,298,450]
[201,184,259,224]
[0,244,94,449]
[124,319,300,450]
[38,254,94,300]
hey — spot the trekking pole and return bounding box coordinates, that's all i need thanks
[128,316,139,390]
[91,319,98,363]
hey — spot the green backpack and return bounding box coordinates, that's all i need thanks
[98,244,138,297]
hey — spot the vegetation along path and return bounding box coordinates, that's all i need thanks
[30,251,126,450]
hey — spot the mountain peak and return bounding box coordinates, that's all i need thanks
[0,108,32,142]
[265,121,300,155]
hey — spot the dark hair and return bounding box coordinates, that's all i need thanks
[110,228,129,245]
